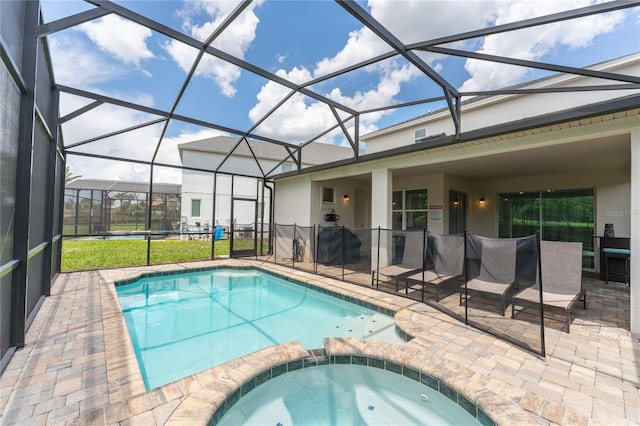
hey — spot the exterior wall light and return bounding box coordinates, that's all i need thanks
[479,197,486,206]
[344,194,350,201]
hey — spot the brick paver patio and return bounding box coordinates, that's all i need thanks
[0,259,637,425]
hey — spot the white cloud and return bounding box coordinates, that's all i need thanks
[164,40,240,97]
[368,0,494,44]
[61,92,229,183]
[80,14,155,67]
[249,61,419,144]
[313,0,493,79]
[49,35,126,87]
[156,129,226,166]
[313,27,388,78]
[165,0,263,97]
[326,62,421,112]
[256,0,486,144]
[249,68,335,143]
[60,96,158,181]
[459,1,625,91]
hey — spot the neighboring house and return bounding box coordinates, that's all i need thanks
[272,54,640,333]
[178,136,357,232]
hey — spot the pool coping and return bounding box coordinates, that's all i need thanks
[113,264,505,424]
[207,348,503,426]
[94,259,549,425]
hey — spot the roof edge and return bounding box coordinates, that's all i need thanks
[273,94,640,179]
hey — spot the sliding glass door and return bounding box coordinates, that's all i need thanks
[498,188,594,268]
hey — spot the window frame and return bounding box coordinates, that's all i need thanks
[191,198,201,218]
[392,189,428,230]
[322,187,335,204]
[497,187,595,269]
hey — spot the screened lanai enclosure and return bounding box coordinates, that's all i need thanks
[64,179,182,237]
[2,0,639,370]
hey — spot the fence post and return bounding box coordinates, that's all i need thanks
[463,230,468,325]
[273,224,277,264]
[314,224,317,274]
[341,226,345,281]
[421,228,426,302]
[375,227,381,288]
[536,231,546,357]
[292,223,297,269]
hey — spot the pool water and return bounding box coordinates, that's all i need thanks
[116,269,404,389]
[217,364,481,425]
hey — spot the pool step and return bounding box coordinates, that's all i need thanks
[337,313,403,344]
[363,313,405,344]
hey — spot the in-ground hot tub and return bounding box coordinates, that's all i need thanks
[216,363,486,425]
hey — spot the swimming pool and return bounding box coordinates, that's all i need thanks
[216,364,482,425]
[116,268,405,389]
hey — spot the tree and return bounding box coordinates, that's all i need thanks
[65,166,81,184]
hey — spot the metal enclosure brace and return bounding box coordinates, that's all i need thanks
[10,0,40,349]
[35,0,638,177]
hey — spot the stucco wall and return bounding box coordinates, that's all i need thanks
[180,169,268,229]
[273,176,313,225]
[181,150,287,176]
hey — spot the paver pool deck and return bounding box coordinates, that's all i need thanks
[0,259,637,425]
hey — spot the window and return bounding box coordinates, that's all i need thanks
[392,189,428,230]
[498,188,594,268]
[282,163,293,173]
[191,199,201,217]
[414,128,427,142]
[392,191,403,229]
[322,187,335,204]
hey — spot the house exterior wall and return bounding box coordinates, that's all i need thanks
[273,176,313,225]
[467,169,631,239]
[180,150,274,232]
[181,169,214,227]
[181,149,289,178]
[314,178,357,227]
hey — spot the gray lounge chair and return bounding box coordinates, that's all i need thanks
[374,231,424,290]
[404,233,464,302]
[511,241,585,333]
[461,237,517,316]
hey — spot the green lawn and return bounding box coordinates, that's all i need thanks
[61,239,231,271]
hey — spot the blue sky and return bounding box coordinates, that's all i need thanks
[40,0,640,182]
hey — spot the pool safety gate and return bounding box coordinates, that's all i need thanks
[273,225,547,357]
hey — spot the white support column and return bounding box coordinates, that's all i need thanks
[371,169,392,270]
[630,128,640,336]
[371,168,392,229]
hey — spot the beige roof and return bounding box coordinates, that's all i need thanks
[178,136,357,166]
[65,179,181,194]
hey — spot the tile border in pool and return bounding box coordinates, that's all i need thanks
[209,350,495,426]
[114,264,414,342]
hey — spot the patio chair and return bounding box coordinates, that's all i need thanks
[404,233,464,302]
[461,236,517,316]
[373,231,425,290]
[511,241,585,333]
